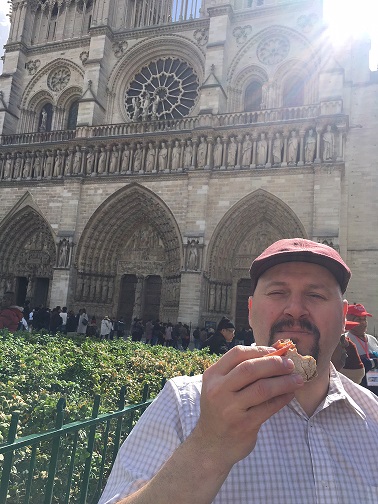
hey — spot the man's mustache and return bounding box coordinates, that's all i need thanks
[269,318,320,343]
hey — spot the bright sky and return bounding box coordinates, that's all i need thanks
[0,1,377,72]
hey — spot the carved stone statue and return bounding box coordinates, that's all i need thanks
[45,151,54,177]
[227,137,237,166]
[33,152,42,178]
[133,143,143,171]
[109,146,119,173]
[213,137,223,167]
[4,154,12,179]
[98,147,106,174]
[257,133,267,165]
[23,153,32,178]
[14,153,23,178]
[121,145,131,172]
[132,97,140,121]
[187,240,199,270]
[184,140,193,168]
[53,149,63,177]
[86,148,95,173]
[151,95,160,119]
[197,137,207,167]
[141,93,150,121]
[171,140,180,170]
[158,142,168,171]
[40,109,47,132]
[57,238,70,268]
[287,130,299,164]
[322,125,334,161]
[305,129,316,163]
[272,133,283,164]
[73,146,82,174]
[146,143,155,172]
[242,134,252,166]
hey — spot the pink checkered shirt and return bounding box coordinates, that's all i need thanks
[100,366,378,504]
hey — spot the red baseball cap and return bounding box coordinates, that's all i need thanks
[345,321,360,330]
[250,238,351,294]
[347,303,372,317]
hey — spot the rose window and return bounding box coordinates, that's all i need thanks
[47,67,71,92]
[124,58,199,121]
[257,36,290,65]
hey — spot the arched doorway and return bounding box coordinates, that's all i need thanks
[0,205,56,308]
[75,184,182,322]
[205,189,307,325]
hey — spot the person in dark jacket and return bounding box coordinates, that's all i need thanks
[202,317,235,355]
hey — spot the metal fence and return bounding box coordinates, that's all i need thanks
[0,384,160,504]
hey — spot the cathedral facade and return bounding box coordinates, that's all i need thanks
[0,0,377,330]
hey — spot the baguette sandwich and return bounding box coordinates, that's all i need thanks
[269,339,317,382]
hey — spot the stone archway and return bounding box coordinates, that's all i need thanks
[0,205,56,307]
[74,184,183,324]
[205,189,307,328]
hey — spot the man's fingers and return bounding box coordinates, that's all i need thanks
[222,354,296,392]
[232,372,304,411]
[205,345,275,376]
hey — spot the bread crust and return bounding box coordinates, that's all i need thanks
[271,339,317,382]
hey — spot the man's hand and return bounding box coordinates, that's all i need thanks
[193,345,304,471]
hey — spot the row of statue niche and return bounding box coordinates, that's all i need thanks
[129,92,160,122]
[0,127,336,180]
[76,275,114,303]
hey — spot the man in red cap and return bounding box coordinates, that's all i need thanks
[346,303,378,395]
[100,238,378,504]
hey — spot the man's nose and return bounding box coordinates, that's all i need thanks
[283,294,310,319]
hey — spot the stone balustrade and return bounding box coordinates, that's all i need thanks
[0,102,343,147]
[0,118,346,181]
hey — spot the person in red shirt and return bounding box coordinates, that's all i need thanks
[331,321,365,384]
[0,291,23,332]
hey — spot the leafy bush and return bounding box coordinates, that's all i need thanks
[0,331,217,503]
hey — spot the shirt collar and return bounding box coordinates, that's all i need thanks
[288,364,366,421]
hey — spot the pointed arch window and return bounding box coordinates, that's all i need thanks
[67,100,79,130]
[38,103,53,132]
[283,76,304,107]
[244,80,263,111]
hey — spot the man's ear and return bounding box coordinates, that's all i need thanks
[342,299,348,330]
[248,296,253,328]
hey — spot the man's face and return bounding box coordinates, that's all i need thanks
[346,315,368,337]
[248,262,347,377]
[221,328,235,342]
[331,334,349,371]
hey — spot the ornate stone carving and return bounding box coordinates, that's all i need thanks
[287,130,299,164]
[322,125,335,162]
[79,51,89,64]
[47,66,71,92]
[56,238,72,269]
[124,57,199,121]
[257,36,290,65]
[25,59,40,75]
[186,239,200,271]
[272,132,283,164]
[193,28,209,46]
[305,128,316,163]
[113,40,128,58]
[297,14,319,33]
[233,25,252,45]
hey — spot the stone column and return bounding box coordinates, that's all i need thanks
[298,129,305,166]
[281,132,289,167]
[266,132,273,168]
[251,133,258,168]
[315,127,322,163]
[131,276,144,320]
[206,136,213,169]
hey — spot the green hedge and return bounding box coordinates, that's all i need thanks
[0,331,218,503]
[0,330,217,439]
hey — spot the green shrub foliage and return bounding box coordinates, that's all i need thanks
[0,331,217,503]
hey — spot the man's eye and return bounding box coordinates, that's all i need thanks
[308,293,325,299]
[267,291,285,296]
